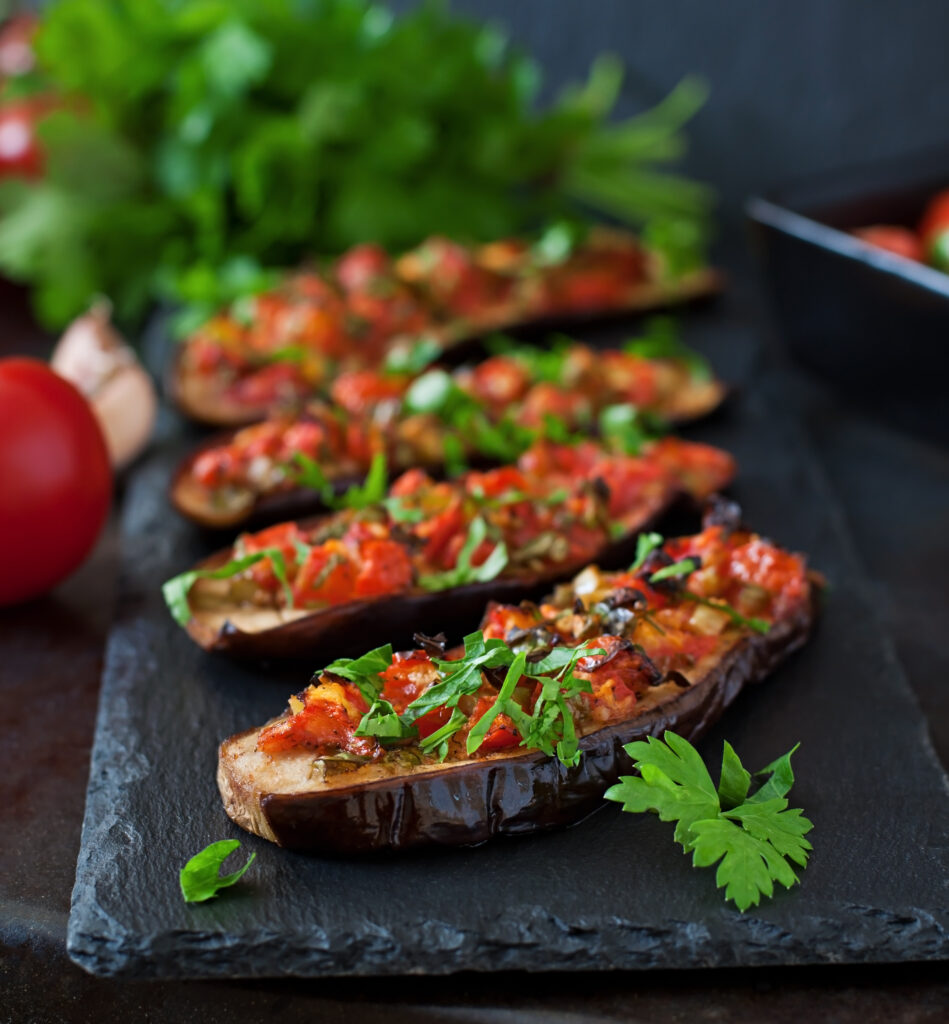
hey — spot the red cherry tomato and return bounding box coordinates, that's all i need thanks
[852,226,923,263]
[0,359,112,606]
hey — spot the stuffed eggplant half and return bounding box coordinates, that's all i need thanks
[164,438,736,659]
[170,334,727,529]
[218,505,819,854]
[171,226,721,426]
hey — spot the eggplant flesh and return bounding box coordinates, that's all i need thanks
[183,494,683,661]
[170,268,724,428]
[217,594,815,855]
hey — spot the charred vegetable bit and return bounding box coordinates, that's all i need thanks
[606,733,813,912]
[172,327,726,525]
[164,437,735,628]
[253,523,810,768]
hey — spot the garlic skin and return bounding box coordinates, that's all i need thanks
[51,304,157,469]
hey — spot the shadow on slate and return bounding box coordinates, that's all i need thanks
[66,309,949,979]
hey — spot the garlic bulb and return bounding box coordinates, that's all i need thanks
[51,304,157,469]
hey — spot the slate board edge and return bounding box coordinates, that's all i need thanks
[66,375,949,980]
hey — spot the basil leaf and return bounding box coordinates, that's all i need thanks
[163,547,293,626]
[417,517,509,591]
[180,839,255,903]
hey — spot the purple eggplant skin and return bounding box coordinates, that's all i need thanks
[183,496,686,662]
[217,587,817,855]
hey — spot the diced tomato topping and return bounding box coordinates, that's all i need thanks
[230,363,310,406]
[414,499,466,569]
[517,383,590,429]
[464,356,531,407]
[647,437,736,499]
[353,538,414,598]
[468,696,520,752]
[335,243,391,291]
[479,601,540,641]
[389,467,435,498]
[293,541,356,605]
[238,522,306,592]
[257,681,373,756]
[465,465,528,499]
[331,369,408,415]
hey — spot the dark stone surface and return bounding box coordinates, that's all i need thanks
[65,301,949,980]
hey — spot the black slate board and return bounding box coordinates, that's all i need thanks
[66,314,949,979]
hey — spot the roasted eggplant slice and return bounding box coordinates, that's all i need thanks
[166,438,736,659]
[169,336,727,529]
[170,226,722,427]
[218,521,818,854]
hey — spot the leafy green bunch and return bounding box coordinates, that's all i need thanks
[0,0,710,327]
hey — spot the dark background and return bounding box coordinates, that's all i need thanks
[437,0,949,258]
[4,2,949,1021]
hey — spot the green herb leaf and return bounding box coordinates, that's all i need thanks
[323,643,394,704]
[354,697,414,740]
[293,451,387,511]
[179,839,255,903]
[417,517,509,591]
[162,548,293,626]
[649,557,698,583]
[605,732,813,911]
[383,334,442,375]
[630,531,664,571]
[624,316,712,381]
[418,707,467,762]
[682,590,771,635]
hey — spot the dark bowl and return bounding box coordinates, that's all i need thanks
[746,146,949,444]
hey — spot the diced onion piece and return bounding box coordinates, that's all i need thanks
[688,602,731,635]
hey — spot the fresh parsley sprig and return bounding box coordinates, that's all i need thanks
[179,839,256,903]
[163,547,294,626]
[605,732,813,911]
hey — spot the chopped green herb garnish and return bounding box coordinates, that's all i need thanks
[648,557,698,583]
[163,547,294,626]
[624,316,712,381]
[417,517,508,592]
[292,451,388,510]
[383,334,443,375]
[179,839,256,904]
[630,532,664,571]
[605,733,812,912]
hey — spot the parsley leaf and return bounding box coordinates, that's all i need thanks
[624,316,712,381]
[322,643,394,704]
[418,707,467,761]
[605,732,813,911]
[179,839,255,903]
[292,451,388,511]
[417,517,509,591]
[649,557,698,583]
[163,548,293,626]
[383,334,442,375]
[630,531,664,571]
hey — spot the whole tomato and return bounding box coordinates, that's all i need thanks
[0,359,112,606]
[919,189,949,271]
[0,99,46,178]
